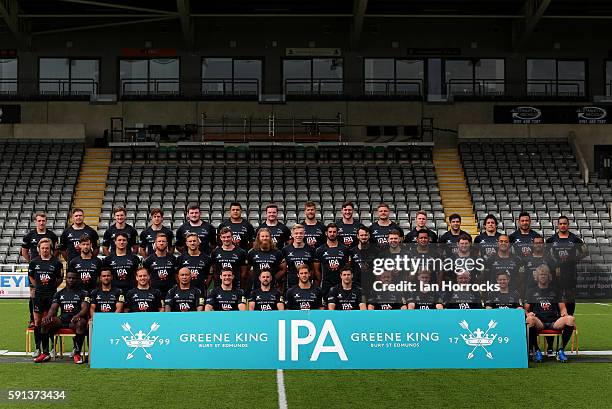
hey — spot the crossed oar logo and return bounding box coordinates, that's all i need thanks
[121,322,160,360]
[459,320,498,360]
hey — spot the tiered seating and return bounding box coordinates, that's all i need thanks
[99,144,446,236]
[0,139,83,265]
[461,138,612,246]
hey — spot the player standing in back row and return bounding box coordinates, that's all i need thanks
[217,202,255,251]
[102,206,138,256]
[59,208,99,262]
[139,208,174,257]
[175,203,216,255]
[336,202,363,248]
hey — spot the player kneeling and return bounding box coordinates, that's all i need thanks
[165,267,205,312]
[39,271,90,364]
[205,267,246,311]
[285,264,324,310]
[248,270,284,311]
[327,266,366,310]
[525,265,575,363]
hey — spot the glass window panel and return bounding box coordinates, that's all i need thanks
[150,58,179,93]
[313,58,342,94]
[606,61,612,96]
[475,59,504,95]
[558,60,585,96]
[40,58,70,94]
[234,59,261,94]
[202,58,232,94]
[427,58,442,101]
[527,59,555,95]
[0,58,17,93]
[70,59,99,94]
[396,59,424,95]
[283,60,311,94]
[120,59,148,94]
[446,60,474,95]
[364,58,394,95]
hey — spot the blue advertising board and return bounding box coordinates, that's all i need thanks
[91,310,527,369]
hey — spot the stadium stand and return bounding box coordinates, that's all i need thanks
[461,138,612,259]
[98,143,447,237]
[0,139,82,266]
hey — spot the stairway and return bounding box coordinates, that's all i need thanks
[433,147,479,237]
[72,148,111,230]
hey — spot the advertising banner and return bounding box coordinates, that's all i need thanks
[493,105,610,124]
[0,271,29,298]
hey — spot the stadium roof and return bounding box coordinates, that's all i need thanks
[2,0,611,49]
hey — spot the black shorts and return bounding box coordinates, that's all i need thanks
[539,316,560,330]
[33,295,53,314]
[59,316,74,328]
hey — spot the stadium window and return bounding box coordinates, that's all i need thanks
[283,58,343,95]
[607,61,612,96]
[119,58,179,95]
[364,58,424,96]
[201,58,262,95]
[0,58,17,94]
[444,58,504,97]
[526,58,586,97]
[39,57,99,95]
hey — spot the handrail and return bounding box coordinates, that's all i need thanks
[201,78,260,95]
[284,77,343,95]
[526,79,583,96]
[364,78,423,96]
[446,78,505,96]
[120,77,180,95]
[569,130,589,184]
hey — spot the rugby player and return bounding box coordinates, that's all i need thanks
[282,224,315,289]
[102,206,138,256]
[175,232,213,293]
[39,271,89,364]
[300,201,326,249]
[124,268,164,313]
[370,203,404,245]
[285,264,324,310]
[21,212,58,262]
[101,232,141,293]
[164,267,205,312]
[407,269,444,310]
[217,202,256,250]
[525,265,576,363]
[212,227,249,288]
[314,223,350,298]
[248,270,285,311]
[484,234,524,289]
[257,203,291,247]
[89,268,124,315]
[509,211,542,257]
[367,270,407,310]
[444,270,483,309]
[327,266,366,310]
[205,267,247,311]
[59,208,99,262]
[474,214,501,259]
[247,228,286,292]
[439,214,472,256]
[142,232,177,298]
[336,201,363,248]
[29,238,63,360]
[403,210,438,243]
[67,234,102,294]
[485,272,522,309]
[139,208,174,257]
[175,203,216,254]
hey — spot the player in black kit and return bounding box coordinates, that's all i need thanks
[301,201,326,249]
[257,203,292,248]
[175,203,216,254]
[474,214,501,259]
[29,238,64,361]
[404,210,438,244]
[367,270,406,310]
[22,212,59,262]
[327,266,366,310]
[525,265,576,363]
[314,223,350,298]
[444,270,483,309]
[282,224,315,289]
[142,232,177,298]
[336,201,362,248]
[509,211,542,257]
[39,271,89,364]
[59,208,99,262]
[89,269,124,315]
[247,228,286,292]
[124,268,164,313]
[176,232,213,292]
[213,227,249,288]
[139,208,175,257]
[248,270,285,311]
[205,267,246,311]
[370,202,404,245]
[67,234,102,294]
[285,264,324,310]
[485,272,522,309]
[164,267,205,312]
[101,233,140,293]
[439,214,472,256]
[102,206,138,256]
[217,202,256,250]
[407,269,444,310]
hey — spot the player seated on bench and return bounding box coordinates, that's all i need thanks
[525,265,576,363]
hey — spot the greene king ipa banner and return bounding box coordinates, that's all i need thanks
[91,310,527,369]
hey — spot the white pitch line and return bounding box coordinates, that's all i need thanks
[277,369,288,409]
